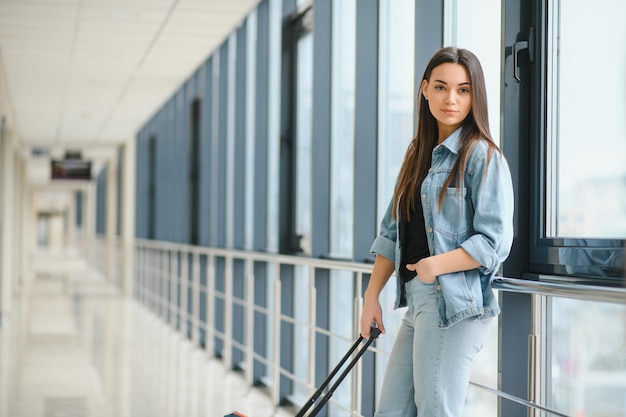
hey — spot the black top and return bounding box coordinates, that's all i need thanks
[400,192,430,283]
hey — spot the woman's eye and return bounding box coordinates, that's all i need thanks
[460,88,470,94]
[435,85,445,91]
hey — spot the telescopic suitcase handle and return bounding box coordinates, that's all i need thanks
[295,326,382,417]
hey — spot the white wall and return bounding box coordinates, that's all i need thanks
[0,53,25,321]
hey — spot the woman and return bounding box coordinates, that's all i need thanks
[360,47,514,416]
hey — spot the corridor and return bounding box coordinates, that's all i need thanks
[0,251,293,417]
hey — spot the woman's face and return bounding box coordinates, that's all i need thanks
[421,62,472,141]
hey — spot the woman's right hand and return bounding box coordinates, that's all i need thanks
[359,254,394,339]
[360,296,385,339]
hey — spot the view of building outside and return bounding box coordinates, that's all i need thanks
[548,1,626,415]
[552,298,626,416]
[376,0,415,225]
[554,0,626,239]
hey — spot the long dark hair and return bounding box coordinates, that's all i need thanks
[393,46,500,220]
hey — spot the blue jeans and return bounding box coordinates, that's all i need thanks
[375,277,491,417]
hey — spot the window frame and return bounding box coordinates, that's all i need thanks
[526,0,625,286]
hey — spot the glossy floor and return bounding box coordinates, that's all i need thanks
[0,257,294,417]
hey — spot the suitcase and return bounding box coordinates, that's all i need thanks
[225,326,382,417]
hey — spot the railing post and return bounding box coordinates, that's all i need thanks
[180,250,189,337]
[142,247,147,307]
[308,265,317,400]
[224,256,234,369]
[152,248,157,313]
[161,249,168,319]
[135,247,141,302]
[207,253,216,357]
[135,246,142,303]
[192,251,201,346]
[245,258,255,386]
[272,261,282,407]
[169,250,178,328]
[528,293,547,417]
[145,247,151,308]
[147,246,153,308]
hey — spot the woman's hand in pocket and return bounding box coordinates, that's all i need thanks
[406,258,437,284]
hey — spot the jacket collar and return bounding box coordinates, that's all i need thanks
[437,127,463,154]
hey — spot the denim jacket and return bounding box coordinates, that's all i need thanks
[370,128,514,328]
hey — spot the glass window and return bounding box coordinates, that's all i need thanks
[548,0,626,239]
[445,0,502,146]
[267,0,282,253]
[210,56,220,246]
[148,135,157,239]
[295,31,314,255]
[550,298,626,416]
[226,33,237,248]
[330,0,356,260]
[376,0,415,222]
[543,3,626,414]
[190,100,201,246]
[245,11,257,251]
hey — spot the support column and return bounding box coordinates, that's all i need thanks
[84,182,97,268]
[106,158,118,284]
[121,139,136,297]
[66,190,76,248]
[1,133,15,321]
[17,157,29,295]
[23,187,36,295]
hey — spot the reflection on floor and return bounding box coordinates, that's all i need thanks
[0,260,294,417]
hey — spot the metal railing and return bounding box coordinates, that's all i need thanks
[132,239,375,415]
[493,276,626,304]
[113,238,625,416]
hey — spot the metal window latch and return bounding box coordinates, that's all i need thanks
[508,27,535,83]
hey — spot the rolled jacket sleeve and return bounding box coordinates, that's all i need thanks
[370,197,397,262]
[460,149,514,275]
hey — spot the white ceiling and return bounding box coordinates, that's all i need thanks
[0,0,259,156]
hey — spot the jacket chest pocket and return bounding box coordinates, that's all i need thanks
[434,186,473,240]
